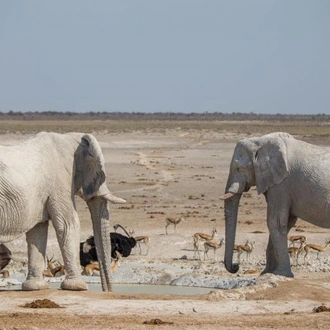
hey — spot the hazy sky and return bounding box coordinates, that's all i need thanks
[0,1,329,114]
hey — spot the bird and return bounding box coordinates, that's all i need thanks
[80,224,136,267]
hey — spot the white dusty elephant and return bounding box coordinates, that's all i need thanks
[0,132,125,291]
[223,132,330,277]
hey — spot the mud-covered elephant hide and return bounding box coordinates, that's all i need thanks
[0,132,125,291]
[223,132,330,277]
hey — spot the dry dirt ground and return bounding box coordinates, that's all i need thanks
[1,128,330,329]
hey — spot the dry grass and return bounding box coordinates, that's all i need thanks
[1,119,330,137]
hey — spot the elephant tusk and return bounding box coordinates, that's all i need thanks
[96,186,127,204]
[220,192,235,200]
[104,193,127,204]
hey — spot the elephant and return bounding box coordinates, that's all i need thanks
[223,132,330,277]
[0,132,126,291]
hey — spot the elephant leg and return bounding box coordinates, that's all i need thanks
[262,231,293,276]
[261,235,276,275]
[270,227,293,277]
[22,222,50,291]
[50,207,88,291]
[260,192,277,275]
[264,196,293,277]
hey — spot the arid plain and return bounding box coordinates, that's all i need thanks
[1,119,330,329]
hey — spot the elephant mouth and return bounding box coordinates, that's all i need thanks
[221,187,247,200]
[222,181,250,200]
[221,192,235,200]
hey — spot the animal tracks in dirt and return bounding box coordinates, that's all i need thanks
[120,152,177,195]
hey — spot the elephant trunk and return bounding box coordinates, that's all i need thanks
[87,197,112,292]
[224,193,241,274]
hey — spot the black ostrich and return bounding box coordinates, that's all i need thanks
[80,237,99,267]
[80,224,136,267]
[0,243,11,271]
[112,223,137,256]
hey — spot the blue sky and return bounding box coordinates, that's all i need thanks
[0,1,329,114]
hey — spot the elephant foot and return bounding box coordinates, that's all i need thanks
[260,268,272,276]
[22,278,50,291]
[61,276,88,291]
[260,268,294,278]
[273,269,294,278]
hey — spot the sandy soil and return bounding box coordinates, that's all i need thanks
[1,129,330,329]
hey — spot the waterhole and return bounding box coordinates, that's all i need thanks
[1,282,215,295]
[90,283,215,295]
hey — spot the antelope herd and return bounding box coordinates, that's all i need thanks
[162,218,330,267]
[286,235,330,266]
[1,222,330,280]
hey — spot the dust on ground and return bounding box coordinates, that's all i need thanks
[1,128,330,329]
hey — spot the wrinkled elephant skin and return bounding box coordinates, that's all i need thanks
[224,132,330,277]
[0,132,125,291]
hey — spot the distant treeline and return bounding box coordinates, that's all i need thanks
[0,111,329,121]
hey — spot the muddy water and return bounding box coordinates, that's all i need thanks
[0,282,216,295]
[92,283,216,295]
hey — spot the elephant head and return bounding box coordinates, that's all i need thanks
[73,133,126,291]
[223,132,292,274]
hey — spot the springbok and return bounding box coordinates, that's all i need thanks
[193,228,218,259]
[288,241,305,266]
[129,229,150,255]
[287,235,306,247]
[204,238,224,260]
[303,239,330,264]
[82,252,122,275]
[165,217,184,235]
[44,256,66,277]
[234,240,255,264]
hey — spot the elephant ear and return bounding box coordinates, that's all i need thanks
[80,134,107,201]
[253,135,289,195]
